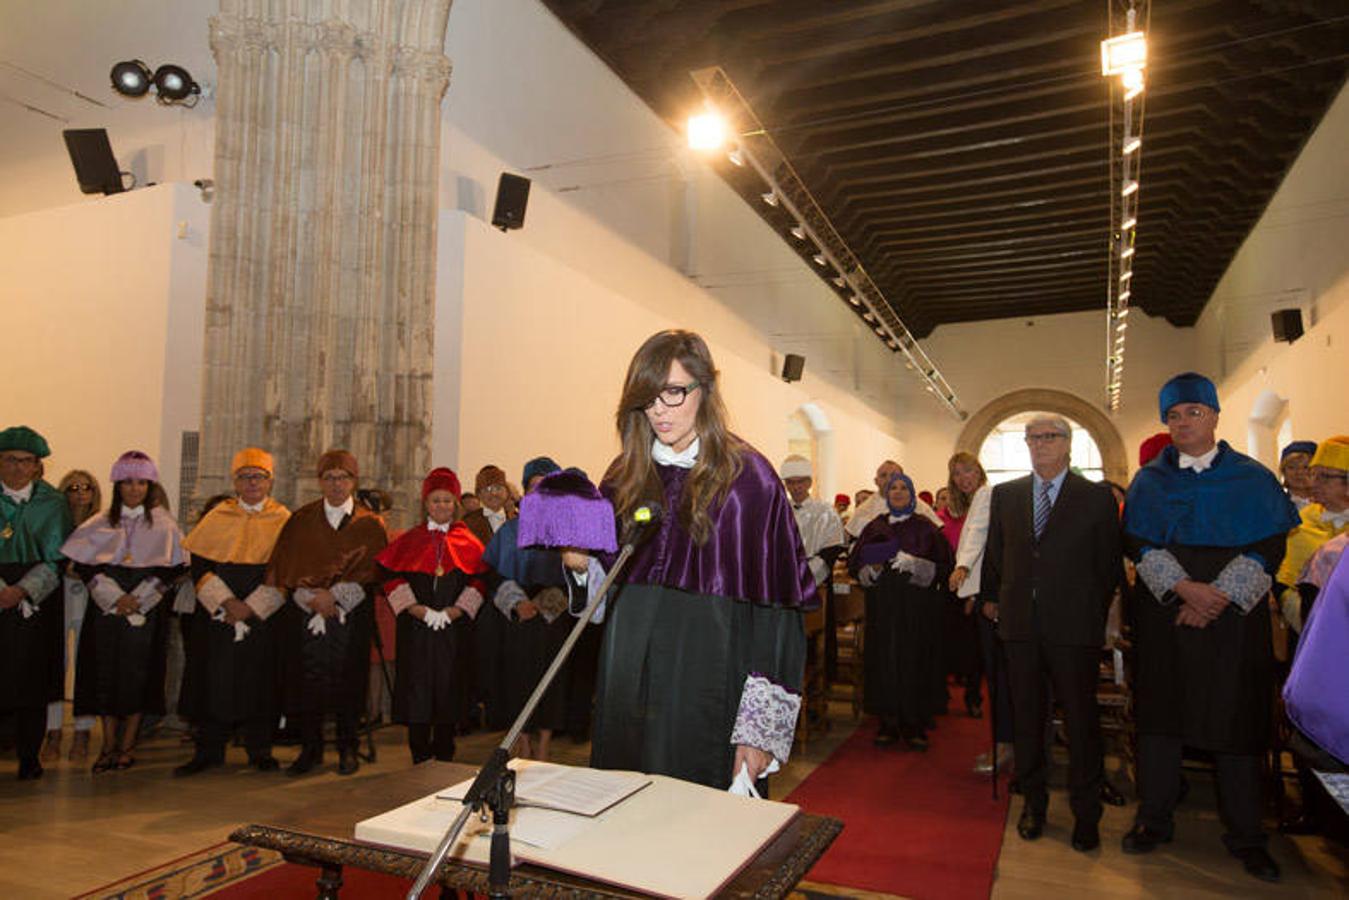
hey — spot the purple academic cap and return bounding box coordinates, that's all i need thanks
[518,468,618,553]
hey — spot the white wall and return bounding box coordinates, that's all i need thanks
[0,183,209,516]
[433,210,906,500]
[1191,83,1349,468]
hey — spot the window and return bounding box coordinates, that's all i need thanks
[978,412,1105,485]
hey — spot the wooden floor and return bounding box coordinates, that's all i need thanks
[1,712,1345,899]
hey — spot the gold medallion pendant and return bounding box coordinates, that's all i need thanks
[123,552,134,564]
[0,524,13,540]
[434,566,445,577]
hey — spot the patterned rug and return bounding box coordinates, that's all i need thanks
[77,841,901,899]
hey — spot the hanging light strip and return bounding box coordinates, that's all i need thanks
[688,66,964,420]
[1101,1,1150,413]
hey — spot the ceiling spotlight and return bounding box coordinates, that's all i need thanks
[1122,68,1145,101]
[1121,216,1137,230]
[152,64,199,104]
[1101,31,1147,76]
[1121,180,1139,197]
[846,293,861,307]
[110,60,153,97]
[687,111,728,150]
[789,225,806,241]
[1122,137,1141,155]
[726,145,745,167]
[1118,295,1131,308]
[761,191,778,207]
[1119,269,1133,283]
[832,275,846,288]
[812,253,827,267]
[1120,245,1135,260]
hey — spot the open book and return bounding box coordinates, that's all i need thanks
[435,760,650,817]
[354,760,801,898]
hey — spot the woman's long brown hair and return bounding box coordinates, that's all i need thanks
[606,330,742,545]
[945,451,987,518]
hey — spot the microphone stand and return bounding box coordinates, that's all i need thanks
[407,541,637,900]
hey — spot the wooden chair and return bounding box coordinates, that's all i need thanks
[795,599,830,750]
[828,577,866,719]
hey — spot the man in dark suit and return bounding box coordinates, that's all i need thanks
[980,414,1122,852]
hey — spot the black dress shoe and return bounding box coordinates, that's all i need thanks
[1231,847,1280,883]
[249,754,280,772]
[287,747,322,777]
[905,733,930,752]
[1278,813,1319,835]
[965,697,983,719]
[1100,780,1127,806]
[1121,823,1173,854]
[337,748,360,776]
[173,755,223,777]
[1071,821,1100,852]
[1016,807,1045,841]
[17,757,43,781]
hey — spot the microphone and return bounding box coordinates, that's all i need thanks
[621,501,664,547]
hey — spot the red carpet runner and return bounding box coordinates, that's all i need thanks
[786,692,1010,900]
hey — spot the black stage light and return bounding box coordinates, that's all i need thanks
[110,60,153,97]
[152,64,199,103]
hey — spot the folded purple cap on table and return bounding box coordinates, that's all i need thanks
[518,468,618,553]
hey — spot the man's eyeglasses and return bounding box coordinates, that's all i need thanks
[641,382,701,411]
[1312,471,1347,483]
[1025,432,1068,444]
[321,473,354,484]
[0,454,38,466]
[234,472,271,484]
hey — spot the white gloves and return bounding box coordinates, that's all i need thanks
[19,599,36,619]
[211,606,252,642]
[423,608,452,631]
[857,564,881,587]
[307,612,327,636]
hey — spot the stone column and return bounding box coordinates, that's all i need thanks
[198,0,451,525]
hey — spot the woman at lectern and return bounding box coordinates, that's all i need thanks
[589,330,816,792]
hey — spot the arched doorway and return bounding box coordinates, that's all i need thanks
[956,388,1129,485]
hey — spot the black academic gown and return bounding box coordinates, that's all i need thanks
[73,564,181,716]
[179,556,279,726]
[392,569,473,727]
[1127,533,1286,754]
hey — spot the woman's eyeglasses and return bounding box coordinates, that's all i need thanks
[641,382,701,411]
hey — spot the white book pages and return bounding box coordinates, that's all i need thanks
[436,759,651,817]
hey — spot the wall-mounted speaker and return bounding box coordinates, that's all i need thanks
[781,353,805,383]
[63,128,126,196]
[1271,308,1303,344]
[491,172,531,231]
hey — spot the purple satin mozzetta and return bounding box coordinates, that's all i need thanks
[850,513,948,570]
[518,470,618,553]
[1283,550,1349,764]
[602,444,816,609]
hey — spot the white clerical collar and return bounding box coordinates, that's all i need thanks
[484,507,507,531]
[1178,445,1219,473]
[887,512,912,523]
[2,482,34,503]
[1322,507,1349,529]
[324,497,354,529]
[122,505,145,519]
[652,437,700,469]
[427,517,451,533]
[239,499,266,514]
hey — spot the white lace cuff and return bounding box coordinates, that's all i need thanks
[292,586,316,612]
[131,578,165,613]
[454,585,484,619]
[331,581,365,612]
[195,573,235,615]
[243,585,284,621]
[89,574,123,612]
[807,556,830,588]
[729,673,801,766]
[1137,549,1187,602]
[16,563,60,605]
[1212,554,1272,614]
[494,580,527,617]
[386,582,417,615]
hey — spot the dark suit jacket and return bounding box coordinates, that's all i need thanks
[979,470,1122,647]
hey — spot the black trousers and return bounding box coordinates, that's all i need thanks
[199,715,273,760]
[978,614,1014,743]
[407,723,456,763]
[3,705,45,764]
[1137,734,1265,850]
[1004,639,1104,824]
[297,711,358,753]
